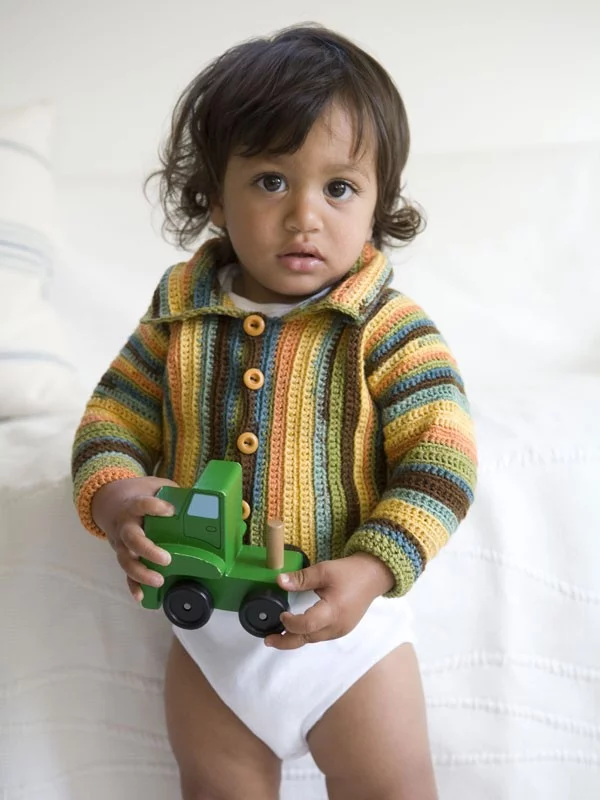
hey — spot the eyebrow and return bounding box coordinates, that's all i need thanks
[327,162,372,180]
[243,153,372,181]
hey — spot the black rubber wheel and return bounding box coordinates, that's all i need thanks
[238,587,289,638]
[163,580,214,630]
[284,543,311,570]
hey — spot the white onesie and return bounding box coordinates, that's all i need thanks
[173,265,416,760]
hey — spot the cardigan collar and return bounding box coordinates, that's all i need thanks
[143,238,393,326]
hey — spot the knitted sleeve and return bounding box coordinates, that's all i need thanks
[344,293,478,597]
[71,314,170,538]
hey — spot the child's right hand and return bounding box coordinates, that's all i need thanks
[91,477,178,602]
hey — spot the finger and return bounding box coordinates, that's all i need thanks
[116,546,165,588]
[280,599,333,636]
[277,562,327,593]
[120,522,172,566]
[127,494,176,523]
[127,576,144,603]
[265,627,335,650]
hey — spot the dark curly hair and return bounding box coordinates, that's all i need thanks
[148,23,424,252]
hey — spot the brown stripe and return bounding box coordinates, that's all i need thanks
[365,324,439,378]
[238,323,264,539]
[339,326,362,538]
[391,468,470,521]
[72,439,152,475]
[392,374,464,402]
[318,322,345,427]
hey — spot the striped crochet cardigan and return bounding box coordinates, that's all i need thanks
[72,239,477,598]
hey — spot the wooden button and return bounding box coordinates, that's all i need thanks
[241,500,251,520]
[237,432,259,454]
[243,314,265,336]
[243,368,264,390]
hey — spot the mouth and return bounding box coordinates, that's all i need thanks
[278,244,324,261]
[277,247,325,274]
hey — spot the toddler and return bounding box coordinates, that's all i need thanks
[72,23,477,800]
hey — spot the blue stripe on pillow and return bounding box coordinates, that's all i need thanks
[0,221,53,278]
[0,351,76,370]
[0,138,50,169]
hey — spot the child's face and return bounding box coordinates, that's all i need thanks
[210,103,378,304]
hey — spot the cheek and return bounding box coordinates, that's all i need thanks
[227,205,272,250]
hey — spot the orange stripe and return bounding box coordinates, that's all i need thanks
[114,357,162,399]
[364,301,425,351]
[138,323,168,361]
[423,426,478,462]
[267,322,303,522]
[77,467,139,536]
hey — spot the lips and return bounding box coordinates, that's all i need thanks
[278,244,324,260]
[277,246,325,274]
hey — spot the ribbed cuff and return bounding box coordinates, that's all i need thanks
[344,529,418,598]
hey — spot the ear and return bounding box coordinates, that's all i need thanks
[209,197,226,229]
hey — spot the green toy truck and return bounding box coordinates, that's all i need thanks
[140,460,307,637]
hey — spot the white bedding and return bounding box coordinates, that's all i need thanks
[1,375,599,799]
[1,59,599,800]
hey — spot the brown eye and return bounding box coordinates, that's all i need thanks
[257,174,286,193]
[326,180,353,200]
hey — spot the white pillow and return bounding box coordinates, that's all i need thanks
[0,102,82,417]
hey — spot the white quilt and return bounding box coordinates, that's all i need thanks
[1,375,599,800]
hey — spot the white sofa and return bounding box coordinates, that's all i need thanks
[1,96,599,800]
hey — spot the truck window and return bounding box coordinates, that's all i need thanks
[184,493,222,549]
[187,494,219,519]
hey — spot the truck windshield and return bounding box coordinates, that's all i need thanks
[187,494,219,519]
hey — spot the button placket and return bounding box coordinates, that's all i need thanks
[238,314,266,532]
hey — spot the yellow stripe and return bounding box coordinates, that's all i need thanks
[375,497,450,559]
[89,397,161,450]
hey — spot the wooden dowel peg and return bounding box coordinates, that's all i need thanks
[266,519,285,570]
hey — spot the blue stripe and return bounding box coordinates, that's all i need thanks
[392,462,475,505]
[382,383,471,424]
[368,318,435,364]
[390,365,465,397]
[385,487,459,533]
[0,351,75,370]
[0,242,52,278]
[359,519,424,577]
[0,221,54,278]
[0,139,50,169]
[252,319,283,544]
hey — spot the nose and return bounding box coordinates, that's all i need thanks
[283,188,322,234]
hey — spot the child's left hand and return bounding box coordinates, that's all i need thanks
[264,552,394,650]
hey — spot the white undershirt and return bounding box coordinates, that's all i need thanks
[217,263,331,318]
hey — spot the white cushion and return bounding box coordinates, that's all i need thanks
[397,143,600,397]
[0,102,83,417]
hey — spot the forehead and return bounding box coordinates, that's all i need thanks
[233,101,377,172]
[310,103,376,164]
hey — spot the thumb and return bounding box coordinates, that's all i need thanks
[277,563,322,592]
